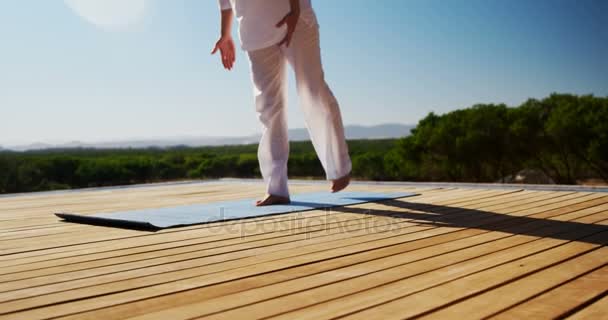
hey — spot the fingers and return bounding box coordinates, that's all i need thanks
[218,46,228,69]
[278,36,287,47]
[222,55,229,69]
[228,41,236,67]
[222,53,233,70]
[227,45,235,69]
[278,28,294,47]
[276,15,287,28]
[221,48,235,70]
[278,35,291,47]
[212,41,226,68]
[225,54,234,70]
[213,40,236,70]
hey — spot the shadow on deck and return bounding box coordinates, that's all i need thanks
[326,197,608,245]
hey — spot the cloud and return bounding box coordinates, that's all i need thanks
[64,0,149,31]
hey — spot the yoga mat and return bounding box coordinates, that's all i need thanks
[56,191,417,230]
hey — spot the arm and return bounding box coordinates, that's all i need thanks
[276,0,300,47]
[219,8,233,38]
[212,2,236,70]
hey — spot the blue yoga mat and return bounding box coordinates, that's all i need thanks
[56,191,417,230]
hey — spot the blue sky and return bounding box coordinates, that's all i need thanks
[1,0,606,146]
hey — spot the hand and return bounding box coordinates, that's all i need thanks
[211,36,236,70]
[276,10,299,47]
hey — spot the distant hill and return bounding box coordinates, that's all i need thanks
[4,123,414,151]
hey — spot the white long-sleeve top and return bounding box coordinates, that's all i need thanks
[218,0,312,51]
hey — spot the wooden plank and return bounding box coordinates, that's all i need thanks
[0,190,574,292]
[0,215,425,293]
[490,265,608,319]
[417,249,608,319]
[0,205,364,255]
[466,191,595,216]
[0,221,451,314]
[0,182,400,217]
[0,184,250,216]
[401,191,596,228]
[104,231,551,320]
[1,185,604,320]
[566,293,608,320]
[0,188,500,264]
[0,211,401,275]
[56,222,505,320]
[0,186,452,255]
[297,232,608,320]
[107,212,608,320]
[0,184,418,216]
[0,190,592,282]
[57,196,605,320]
[4,198,601,319]
[15,212,604,318]
[131,216,608,320]
[0,186,349,229]
[0,187,282,230]
[0,189,523,272]
[0,190,588,278]
[0,188,457,263]
[0,183,364,227]
[0,187,466,225]
[16,209,607,320]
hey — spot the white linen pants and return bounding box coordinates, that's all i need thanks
[246,9,352,198]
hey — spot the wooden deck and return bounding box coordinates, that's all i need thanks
[0,181,607,319]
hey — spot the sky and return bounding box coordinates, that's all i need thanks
[1,0,606,146]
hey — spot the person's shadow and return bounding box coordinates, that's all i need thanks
[325,196,608,245]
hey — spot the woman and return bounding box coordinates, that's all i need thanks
[213,0,351,206]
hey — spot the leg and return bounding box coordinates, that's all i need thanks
[247,45,291,204]
[282,10,352,191]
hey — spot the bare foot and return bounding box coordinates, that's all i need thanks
[256,194,291,206]
[331,173,350,193]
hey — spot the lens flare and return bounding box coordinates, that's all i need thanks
[64,0,148,31]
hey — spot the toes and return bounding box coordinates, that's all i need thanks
[255,198,267,206]
[256,196,270,207]
[330,177,349,193]
[256,194,290,206]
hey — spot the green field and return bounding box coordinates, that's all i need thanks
[1,93,606,194]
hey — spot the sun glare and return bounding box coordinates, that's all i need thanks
[64,0,148,31]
